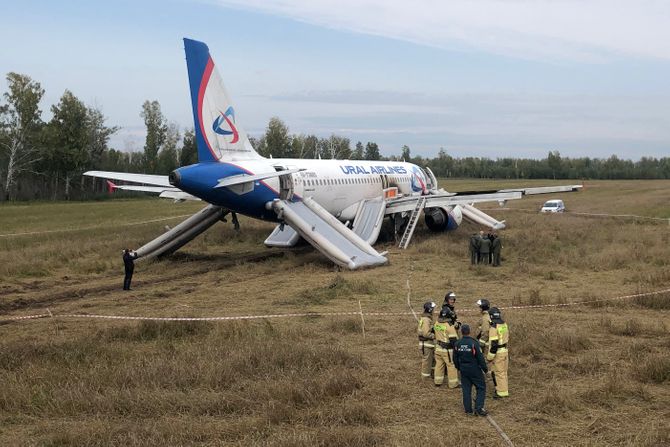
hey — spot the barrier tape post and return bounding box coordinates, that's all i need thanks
[358,300,366,338]
[406,259,419,322]
[46,307,60,336]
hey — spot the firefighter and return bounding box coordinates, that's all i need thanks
[418,301,436,379]
[442,291,462,330]
[487,307,510,398]
[433,306,460,388]
[454,324,488,416]
[476,299,491,357]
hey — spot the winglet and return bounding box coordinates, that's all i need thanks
[106,180,117,194]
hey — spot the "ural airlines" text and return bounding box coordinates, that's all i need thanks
[339,165,407,175]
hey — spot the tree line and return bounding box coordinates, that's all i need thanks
[2,72,669,201]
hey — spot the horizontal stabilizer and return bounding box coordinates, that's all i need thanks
[84,171,171,187]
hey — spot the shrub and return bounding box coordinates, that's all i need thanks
[634,358,670,384]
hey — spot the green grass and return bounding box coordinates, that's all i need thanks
[1,179,670,446]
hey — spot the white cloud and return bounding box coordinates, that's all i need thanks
[213,0,670,61]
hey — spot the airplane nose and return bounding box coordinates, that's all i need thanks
[169,170,181,187]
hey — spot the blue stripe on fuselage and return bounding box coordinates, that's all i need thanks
[175,163,281,221]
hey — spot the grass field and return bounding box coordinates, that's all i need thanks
[1,179,669,446]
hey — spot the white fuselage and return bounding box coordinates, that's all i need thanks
[262,158,427,221]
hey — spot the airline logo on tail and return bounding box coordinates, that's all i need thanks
[411,166,427,193]
[184,37,260,162]
[212,106,239,143]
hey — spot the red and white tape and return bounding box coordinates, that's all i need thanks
[0,214,194,238]
[480,207,669,222]
[1,288,667,324]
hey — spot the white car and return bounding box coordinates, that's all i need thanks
[541,199,565,213]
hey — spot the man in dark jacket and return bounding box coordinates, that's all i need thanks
[469,233,479,265]
[454,324,488,416]
[123,249,138,291]
[478,233,491,265]
[491,232,502,266]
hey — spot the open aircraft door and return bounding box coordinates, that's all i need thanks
[380,174,389,189]
[274,166,295,201]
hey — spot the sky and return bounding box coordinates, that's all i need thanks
[1,0,669,159]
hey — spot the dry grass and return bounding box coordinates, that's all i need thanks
[1,179,670,446]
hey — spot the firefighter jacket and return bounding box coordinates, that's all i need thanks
[417,312,435,348]
[454,336,487,373]
[433,318,458,351]
[487,320,509,361]
[477,311,491,347]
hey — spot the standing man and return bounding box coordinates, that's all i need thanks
[433,307,460,388]
[469,233,479,265]
[491,232,502,267]
[454,324,488,416]
[478,232,491,265]
[221,210,241,231]
[487,307,510,398]
[443,291,462,330]
[418,301,436,380]
[476,299,491,357]
[122,248,138,291]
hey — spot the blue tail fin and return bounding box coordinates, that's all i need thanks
[183,38,260,162]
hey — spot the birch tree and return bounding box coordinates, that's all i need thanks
[0,73,44,200]
[141,100,167,174]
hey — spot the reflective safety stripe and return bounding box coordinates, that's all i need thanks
[487,352,495,361]
[419,343,435,348]
[422,373,431,377]
[435,347,453,352]
[497,347,508,353]
[434,375,445,381]
[448,378,460,386]
[496,391,509,397]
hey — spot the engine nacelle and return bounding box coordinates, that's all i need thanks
[424,205,462,232]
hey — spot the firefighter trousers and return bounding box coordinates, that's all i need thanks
[420,342,435,379]
[491,349,509,397]
[434,348,460,387]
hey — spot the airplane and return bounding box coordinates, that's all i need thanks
[85,38,581,270]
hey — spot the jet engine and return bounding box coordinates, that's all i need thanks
[424,205,463,232]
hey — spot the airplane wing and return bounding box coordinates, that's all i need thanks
[446,184,583,197]
[83,171,200,201]
[386,191,523,215]
[385,183,582,232]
